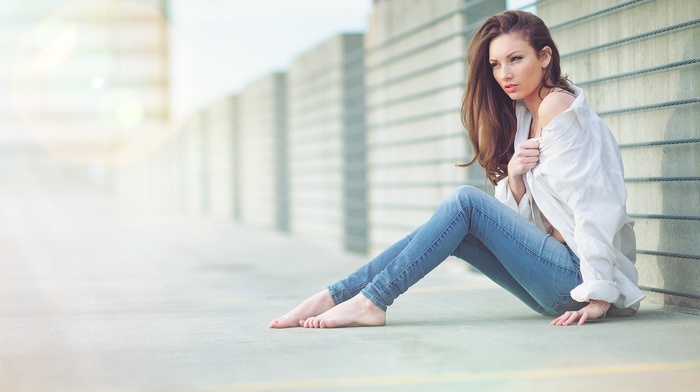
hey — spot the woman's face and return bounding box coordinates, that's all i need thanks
[488,33,551,103]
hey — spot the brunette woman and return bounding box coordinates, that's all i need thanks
[269,10,644,329]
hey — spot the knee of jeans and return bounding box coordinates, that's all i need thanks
[450,185,480,207]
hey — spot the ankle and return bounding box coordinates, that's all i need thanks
[358,294,384,313]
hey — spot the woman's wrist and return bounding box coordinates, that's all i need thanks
[507,172,526,204]
[589,299,611,310]
[588,299,611,319]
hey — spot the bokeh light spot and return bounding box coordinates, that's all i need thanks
[99,89,144,129]
[91,76,105,89]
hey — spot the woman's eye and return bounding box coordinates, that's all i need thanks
[511,56,523,62]
[490,63,499,69]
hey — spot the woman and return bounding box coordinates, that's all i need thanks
[269,10,645,329]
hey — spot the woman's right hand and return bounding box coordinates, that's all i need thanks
[508,138,540,176]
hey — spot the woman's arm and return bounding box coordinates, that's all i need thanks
[507,138,540,205]
[507,91,572,206]
[537,92,618,326]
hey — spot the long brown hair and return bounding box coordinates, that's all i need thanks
[461,11,570,186]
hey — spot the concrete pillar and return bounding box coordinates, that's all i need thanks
[204,96,239,220]
[239,73,288,231]
[180,112,206,216]
[287,34,367,253]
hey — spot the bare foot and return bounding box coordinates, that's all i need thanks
[268,290,336,328]
[301,294,386,328]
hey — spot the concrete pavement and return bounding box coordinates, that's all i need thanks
[1,183,699,391]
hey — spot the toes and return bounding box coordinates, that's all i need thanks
[269,319,284,328]
[299,316,332,329]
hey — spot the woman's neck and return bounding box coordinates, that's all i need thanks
[522,85,550,119]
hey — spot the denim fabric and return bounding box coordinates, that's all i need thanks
[327,186,587,317]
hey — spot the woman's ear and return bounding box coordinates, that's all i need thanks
[539,46,552,68]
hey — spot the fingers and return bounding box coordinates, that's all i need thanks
[577,311,589,326]
[512,161,538,175]
[509,139,541,176]
[551,311,584,326]
[552,313,568,325]
[515,146,540,158]
[509,158,538,175]
[520,159,539,170]
[563,311,579,326]
[552,313,569,326]
[519,138,541,151]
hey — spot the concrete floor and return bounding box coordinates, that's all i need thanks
[1,183,699,391]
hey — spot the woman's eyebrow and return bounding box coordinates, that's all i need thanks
[489,50,525,62]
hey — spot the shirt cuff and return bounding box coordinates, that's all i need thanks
[570,280,621,304]
[495,179,532,220]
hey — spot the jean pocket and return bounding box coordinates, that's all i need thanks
[551,294,585,316]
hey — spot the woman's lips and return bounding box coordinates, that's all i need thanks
[504,84,518,93]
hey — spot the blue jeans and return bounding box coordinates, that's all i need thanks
[327,186,586,317]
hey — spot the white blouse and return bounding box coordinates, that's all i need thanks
[495,85,646,310]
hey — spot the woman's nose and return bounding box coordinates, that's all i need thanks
[500,65,512,81]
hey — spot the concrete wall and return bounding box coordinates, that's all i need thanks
[287,34,367,252]
[239,73,288,230]
[540,0,700,308]
[342,37,370,254]
[133,95,239,219]
[205,97,239,220]
[364,0,505,253]
[181,112,207,216]
[152,135,179,214]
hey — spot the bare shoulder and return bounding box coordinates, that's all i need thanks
[538,90,576,127]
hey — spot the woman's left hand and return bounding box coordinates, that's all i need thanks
[550,300,610,326]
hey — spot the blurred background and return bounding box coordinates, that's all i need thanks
[0,0,698,309]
